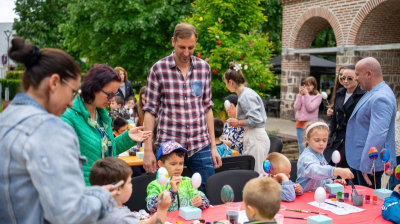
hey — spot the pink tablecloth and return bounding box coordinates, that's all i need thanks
[165,186,391,224]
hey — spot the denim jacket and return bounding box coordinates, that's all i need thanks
[296,146,335,192]
[0,93,115,224]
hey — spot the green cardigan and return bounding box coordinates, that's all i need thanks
[61,96,136,185]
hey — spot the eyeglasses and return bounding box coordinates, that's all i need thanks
[101,89,118,100]
[339,76,354,82]
[61,79,81,101]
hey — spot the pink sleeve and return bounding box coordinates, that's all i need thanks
[304,94,322,112]
[293,94,302,110]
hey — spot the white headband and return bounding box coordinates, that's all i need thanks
[305,122,329,137]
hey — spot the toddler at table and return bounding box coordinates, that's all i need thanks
[296,120,354,192]
[146,141,210,213]
[260,152,303,201]
[242,177,282,224]
[215,118,232,158]
[382,184,400,223]
[89,157,171,224]
[109,95,130,121]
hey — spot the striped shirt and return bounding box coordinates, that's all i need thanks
[142,52,213,156]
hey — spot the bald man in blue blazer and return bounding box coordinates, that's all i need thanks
[346,57,397,188]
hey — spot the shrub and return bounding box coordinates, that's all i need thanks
[0,79,22,100]
[6,71,23,79]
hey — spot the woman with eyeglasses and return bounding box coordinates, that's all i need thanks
[324,65,365,171]
[0,37,119,223]
[61,64,152,186]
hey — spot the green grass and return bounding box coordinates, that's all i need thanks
[267,128,280,136]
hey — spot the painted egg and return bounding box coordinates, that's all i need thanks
[395,165,400,180]
[368,147,378,160]
[156,167,169,186]
[380,148,390,163]
[191,173,202,189]
[221,185,234,203]
[321,92,328,100]
[224,100,231,110]
[263,160,273,174]
[314,187,326,204]
[384,162,394,176]
[332,150,341,164]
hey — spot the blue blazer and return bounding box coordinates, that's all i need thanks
[345,81,397,173]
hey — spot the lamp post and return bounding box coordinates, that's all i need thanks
[4,30,13,71]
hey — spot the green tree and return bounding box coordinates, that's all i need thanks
[261,0,283,54]
[185,0,276,113]
[13,0,68,49]
[60,0,193,85]
[312,27,337,60]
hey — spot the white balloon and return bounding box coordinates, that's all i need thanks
[224,100,231,110]
[191,173,202,189]
[157,167,169,186]
[314,187,326,204]
[321,92,328,100]
[332,150,341,164]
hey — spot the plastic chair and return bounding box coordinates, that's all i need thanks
[124,174,155,212]
[268,136,283,154]
[215,155,255,174]
[290,160,297,182]
[205,170,259,205]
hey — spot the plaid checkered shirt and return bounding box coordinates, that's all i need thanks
[142,52,214,156]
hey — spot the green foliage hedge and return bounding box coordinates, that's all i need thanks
[6,71,23,79]
[0,79,22,100]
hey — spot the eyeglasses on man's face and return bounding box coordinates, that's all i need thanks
[101,89,118,100]
[61,79,81,101]
[339,76,354,82]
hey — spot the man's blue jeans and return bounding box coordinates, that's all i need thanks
[185,144,215,194]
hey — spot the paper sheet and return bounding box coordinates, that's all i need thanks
[308,199,365,215]
[118,152,129,157]
[238,210,249,224]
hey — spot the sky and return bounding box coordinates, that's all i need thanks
[0,0,18,23]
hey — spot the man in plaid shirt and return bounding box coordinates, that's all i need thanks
[142,23,222,192]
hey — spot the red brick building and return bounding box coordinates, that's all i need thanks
[280,0,400,119]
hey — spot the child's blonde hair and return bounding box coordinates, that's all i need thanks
[303,120,330,148]
[243,177,281,220]
[265,152,291,173]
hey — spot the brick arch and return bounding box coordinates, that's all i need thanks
[289,7,343,49]
[348,0,396,45]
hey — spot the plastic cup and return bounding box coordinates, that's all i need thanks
[274,205,286,224]
[225,203,241,224]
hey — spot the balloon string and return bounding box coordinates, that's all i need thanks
[374,161,376,190]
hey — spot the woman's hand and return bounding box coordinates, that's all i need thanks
[227,118,240,128]
[327,108,334,116]
[128,126,152,142]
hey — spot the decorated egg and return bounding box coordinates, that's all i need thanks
[395,165,400,180]
[156,167,169,186]
[224,100,231,110]
[368,147,378,160]
[221,185,234,203]
[380,148,390,163]
[191,173,202,189]
[321,92,328,100]
[263,160,273,174]
[384,162,394,176]
[314,187,326,204]
[332,150,341,164]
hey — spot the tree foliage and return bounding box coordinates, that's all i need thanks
[185,0,276,113]
[60,0,193,86]
[261,0,283,54]
[13,0,68,49]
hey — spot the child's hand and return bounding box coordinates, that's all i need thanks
[271,173,289,183]
[333,168,354,179]
[191,195,202,207]
[157,190,171,210]
[170,176,182,192]
[294,183,302,194]
[333,179,347,185]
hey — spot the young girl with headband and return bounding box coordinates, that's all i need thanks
[296,120,354,192]
[222,61,270,174]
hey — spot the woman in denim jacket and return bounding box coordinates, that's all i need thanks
[0,37,117,224]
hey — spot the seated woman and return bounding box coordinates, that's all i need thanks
[221,94,245,154]
[61,64,152,185]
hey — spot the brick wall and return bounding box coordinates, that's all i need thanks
[279,0,400,119]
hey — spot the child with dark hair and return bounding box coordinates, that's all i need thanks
[215,118,232,157]
[109,96,130,121]
[146,141,210,213]
[90,157,171,224]
[112,117,129,137]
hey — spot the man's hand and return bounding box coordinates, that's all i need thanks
[191,195,202,207]
[143,150,157,174]
[101,185,118,197]
[211,146,222,169]
[157,190,172,210]
[227,118,240,128]
[362,172,372,186]
[170,176,182,193]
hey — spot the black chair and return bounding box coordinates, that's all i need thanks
[290,160,298,182]
[262,97,270,114]
[124,174,155,212]
[215,155,255,173]
[268,99,281,117]
[268,136,283,154]
[206,170,259,205]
